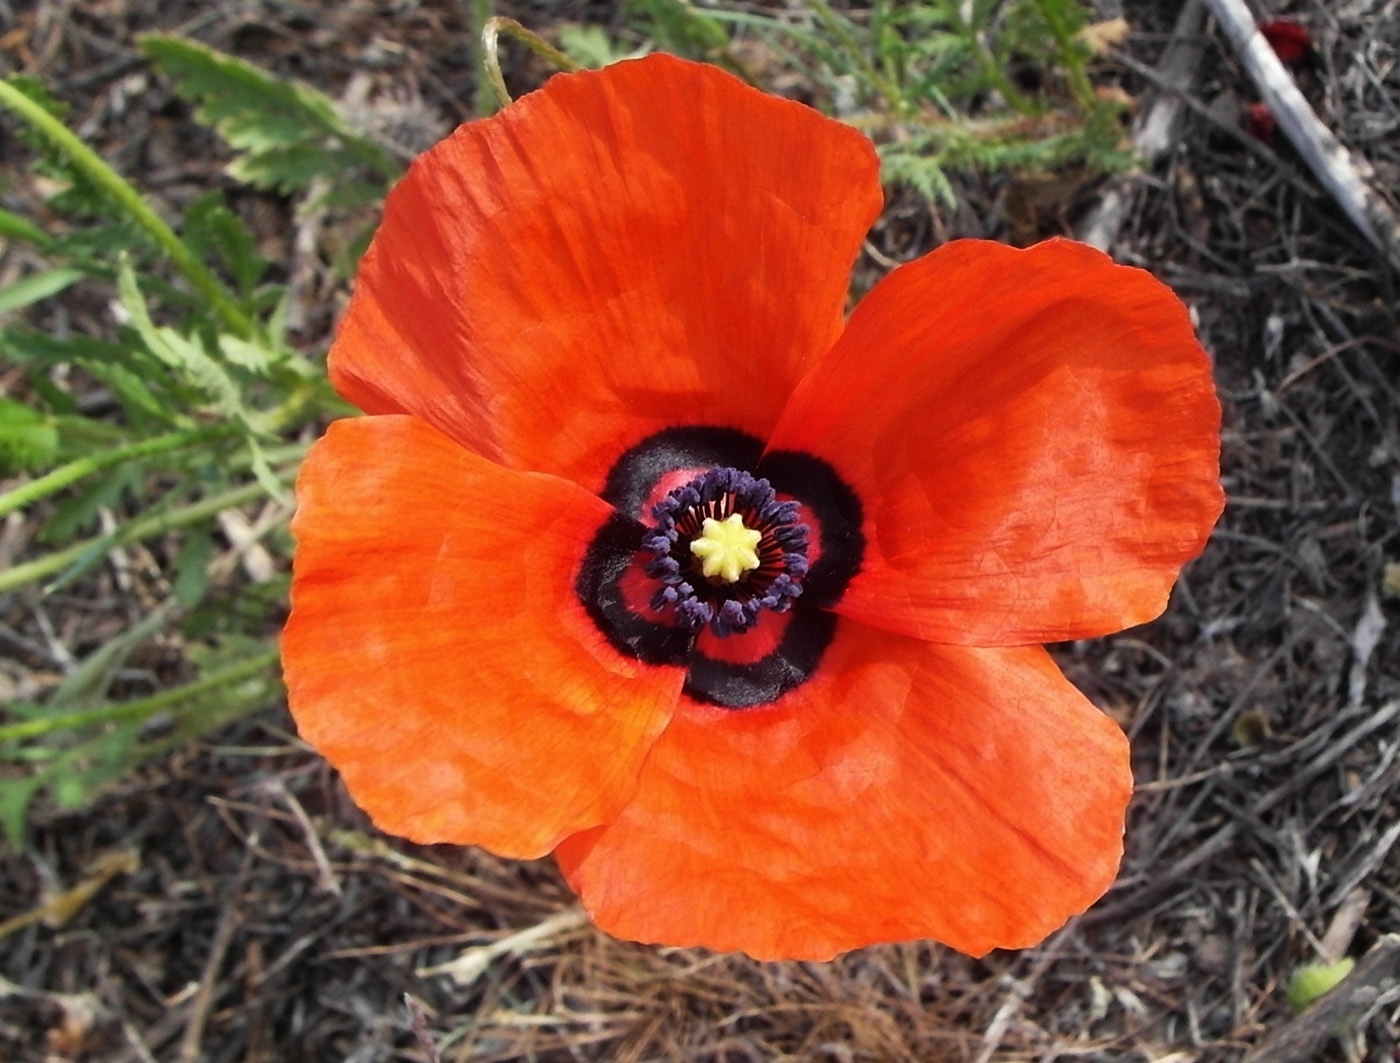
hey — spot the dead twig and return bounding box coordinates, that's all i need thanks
[1079,0,1206,251]
[0,848,139,942]
[1202,0,1400,272]
[176,830,258,1063]
[405,995,442,1063]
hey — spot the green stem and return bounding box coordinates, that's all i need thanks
[0,650,280,744]
[805,0,906,114]
[0,426,238,519]
[480,17,581,107]
[466,0,499,117]
[944,3,1036,116]
[0,469,296,595]
[1032,0,1094,111]
[0,78,258,341]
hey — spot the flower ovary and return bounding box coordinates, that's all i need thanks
[691,514,762,582]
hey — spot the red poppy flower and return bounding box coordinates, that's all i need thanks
[283,55,1223,961]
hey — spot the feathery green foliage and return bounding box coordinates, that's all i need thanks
[566,0,1133,205]
[0,35,403,842]
[139,36,401,197]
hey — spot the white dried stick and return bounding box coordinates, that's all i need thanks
[1203,0,1400,272]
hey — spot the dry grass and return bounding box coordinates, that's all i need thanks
[2,0,1399,1060]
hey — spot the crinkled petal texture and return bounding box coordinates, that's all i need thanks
[555,622,1132,961]
[329,54,882,492]
[769,238,1224,646]
[284,416,682,858]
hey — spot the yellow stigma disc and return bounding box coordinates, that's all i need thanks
[690,514,762,583]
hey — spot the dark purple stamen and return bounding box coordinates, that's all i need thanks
[642,467,810,637]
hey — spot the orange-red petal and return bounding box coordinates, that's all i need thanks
[555,622,1132,961]
[283,416,682,858]
[768,238,1224,645]
[329,54,882,493]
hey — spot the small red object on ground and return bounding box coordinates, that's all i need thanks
[1260,19,1313,64]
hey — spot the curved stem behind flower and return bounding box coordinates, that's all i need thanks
[480,17,582,108]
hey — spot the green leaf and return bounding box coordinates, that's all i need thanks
[41,465,137,542]
[0,647,282,844]
[627,0,731,58]
[0,207,55,250]
[49,599,180,709]
[245,435,289,503]
[558,24,636,69]
[5,76,120,222]
[216,333,277,376]
[0,775,44,849]
[0,397,59,473]
[0,266,86,315]
[227,141,357,194]
[116,258,244,420]
[173,528,214,606]
[0,326,181,427]
[182,191,268,298]
[140,35,400,192]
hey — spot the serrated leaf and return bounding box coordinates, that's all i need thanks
[116,259,244,419]
[246,435,289,503]
[41,465,137,542]
[0,325,131,368]
[89,361,176,425]
[49,599,180,709]
[140,36,343,139]
[216,333,277,376]
[5,77,119,222]
[182,191,268,298]
[174,528,214,606]
[0,397,59,473]
[0,266,86,315]
[42,536,118,594]
[140,35,398,192]
[227,141,357,194]
[24,372,78,416]
[0,327,179,426]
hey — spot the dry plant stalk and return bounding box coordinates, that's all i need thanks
[1202,0,1400,273]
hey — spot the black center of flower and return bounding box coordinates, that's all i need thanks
[642,467,809,637]
[575,426,865,710]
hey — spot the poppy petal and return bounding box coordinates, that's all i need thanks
[283,416,682,858]
[768,238,1224,645]
[555,622,1131,961]
[329,54,882,492]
